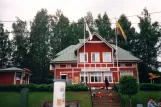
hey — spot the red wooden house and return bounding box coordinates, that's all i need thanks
[0,67,32,85]
[50,33,140,88]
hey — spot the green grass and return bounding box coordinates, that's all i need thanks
[122,91,161,107]
[0,91,92,107]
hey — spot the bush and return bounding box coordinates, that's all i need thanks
[112,83,119,91]
[0,84,88,92]
[66,84,88,91]
[139,83,161,91]
[119,75,138,96]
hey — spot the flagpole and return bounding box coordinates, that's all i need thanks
[84,18,86,84]
[115,19,119,72]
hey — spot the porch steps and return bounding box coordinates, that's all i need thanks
[92,89,122,107]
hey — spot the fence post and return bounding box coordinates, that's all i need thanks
[20,88,29,107]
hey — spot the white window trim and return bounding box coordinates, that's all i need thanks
[104,72,113,83]
[90,72,103,83]
[80,72,89,83]
[91,52,100,62]
[80,52,88,62]
[102,52,111,62]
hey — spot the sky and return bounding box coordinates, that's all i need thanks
[1,0,161,30]
[0,0,161,65]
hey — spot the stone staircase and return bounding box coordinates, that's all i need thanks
[92,89,122,107]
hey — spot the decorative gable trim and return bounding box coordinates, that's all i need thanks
[75,32,115,52]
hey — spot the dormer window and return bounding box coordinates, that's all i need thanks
[91,52,100,62]
[80,53,88,62]
[103,52,111,62]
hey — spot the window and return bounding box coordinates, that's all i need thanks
[104,72,113,82]
[91,53,100,62]
[80,53,88,62]
[90,72,102,82]
[103,52,111,62]
[120,71,133,76]
[80,72,88,83]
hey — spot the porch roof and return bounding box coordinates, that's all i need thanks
[0,67,32,75]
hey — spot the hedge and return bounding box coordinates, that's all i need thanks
[139,83,161,91]
[0,84,88,92]
[113,83,161,91]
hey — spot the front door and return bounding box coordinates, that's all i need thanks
[61,75,67,80]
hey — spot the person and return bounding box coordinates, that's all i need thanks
[92,91,96,98]
[97,91,103,98]
[108,91,113,102]
[147,97,158,107]
[105,78,109,90]
[158,98,161,107]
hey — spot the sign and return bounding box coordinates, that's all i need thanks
[53,81,66,107]
[81,68,110,72]
[57,99,62,106]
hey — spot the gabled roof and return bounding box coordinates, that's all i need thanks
[110,44,140,61]
[51,41,140,63]
[51,43,81,63]
[75,32,115,52]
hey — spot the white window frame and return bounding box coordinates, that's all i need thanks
[80,72,88,83]
[120,71,133,77]
[104,72,113,83]
[91,52,100,62]
[103,52,111,62]
[90,72,102,83]
[80,52,88,62]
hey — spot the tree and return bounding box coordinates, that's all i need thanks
[119,75,138,107]
[12,18,29,67]
[117,14,139,53]
[137,8,161,70]
[0,23,11,68]
[136,8,161,82]
[29,9,51,83]
[95,12,114,41]
[50,10,70,53]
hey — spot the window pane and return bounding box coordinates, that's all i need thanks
[98,76,101,82]
[81,77,84,82]
[95,77,98,82]
[109,76,112,82]
[85,76,88,82]
[80,53,84,62]
[91,76,94,82]
[85,54,87,61]
[92,53,95,61]
[103,52,111,62]
[95,53,100,62]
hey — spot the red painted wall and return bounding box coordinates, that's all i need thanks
[51,35,139,87]
[79,42,113,63]
[0,72,15,85]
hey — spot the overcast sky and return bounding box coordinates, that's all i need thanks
[1,0,161,30]
[0,0,161,63]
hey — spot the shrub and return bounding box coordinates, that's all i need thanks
[0,84,88,92]
[112,83,119,91]
[139,83,161,91]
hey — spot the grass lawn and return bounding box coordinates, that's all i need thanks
[122,91,161,107]
[0,91,92,107]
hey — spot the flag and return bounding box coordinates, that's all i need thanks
[84,18,92,40]
[116,20,127,41]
